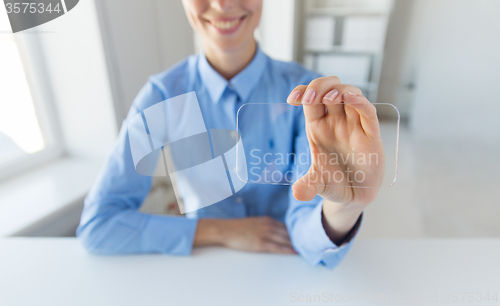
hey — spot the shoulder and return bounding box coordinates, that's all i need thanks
[132,55,198,112]
[149,55,198,99]
[149,55,198,96]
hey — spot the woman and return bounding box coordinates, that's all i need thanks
[77,0,384,269]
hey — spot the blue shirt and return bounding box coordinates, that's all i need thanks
[77,47,361,269]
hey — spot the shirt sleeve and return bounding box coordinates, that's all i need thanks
[76,81,198,255]
[285,106,362,269]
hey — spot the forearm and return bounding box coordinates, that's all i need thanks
[322,200,364,245]
[193,219,226,247]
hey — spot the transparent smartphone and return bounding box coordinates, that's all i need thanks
[235,103,400,189]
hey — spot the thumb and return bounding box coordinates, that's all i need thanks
[292,168,321,202]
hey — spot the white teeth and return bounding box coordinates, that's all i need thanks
[213,19,240,30]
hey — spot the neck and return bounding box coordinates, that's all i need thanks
[204,38,257,80]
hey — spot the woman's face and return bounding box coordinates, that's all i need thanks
[182,0,262,52]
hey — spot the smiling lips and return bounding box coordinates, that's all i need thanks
[210,17,245,33]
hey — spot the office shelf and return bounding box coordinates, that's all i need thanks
[298,0,394,103]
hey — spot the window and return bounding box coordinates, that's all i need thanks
[0,5,63,181]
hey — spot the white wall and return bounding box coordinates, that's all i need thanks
[95,0,194,122]
[36,0,118,161]
[259,0,298,62]
[377,0,415,115]
[407,0,500,140]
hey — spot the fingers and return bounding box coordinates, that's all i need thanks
[314,84,377,136]
[257,217,296,254]
[291,167,321,202]
[287,85,307,104]
[267,229,293,247]
[341,91,380,137]
[261,218,292,245]
[286,80,379,136]
[287,76,342,121]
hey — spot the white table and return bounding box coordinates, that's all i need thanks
[1,238,499,306]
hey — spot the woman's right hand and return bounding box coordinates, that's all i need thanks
[194,217,296,254]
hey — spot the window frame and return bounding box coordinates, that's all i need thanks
[0,33,65,182]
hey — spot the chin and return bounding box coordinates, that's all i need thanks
[211,36,255,53]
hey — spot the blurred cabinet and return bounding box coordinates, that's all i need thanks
[298,0,394,103]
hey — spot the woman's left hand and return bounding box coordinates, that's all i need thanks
[287,76,385,213]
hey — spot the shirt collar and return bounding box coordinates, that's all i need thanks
[198,46,267,104]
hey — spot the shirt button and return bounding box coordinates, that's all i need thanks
[235,197,243,204]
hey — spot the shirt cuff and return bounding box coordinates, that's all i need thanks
[142,214,199,256]
[303,200,363,269]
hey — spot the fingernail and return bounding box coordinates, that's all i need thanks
[347,91,357,96]
[323,89,339,101]
[288,91,301,104]
[302,89,316,104]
